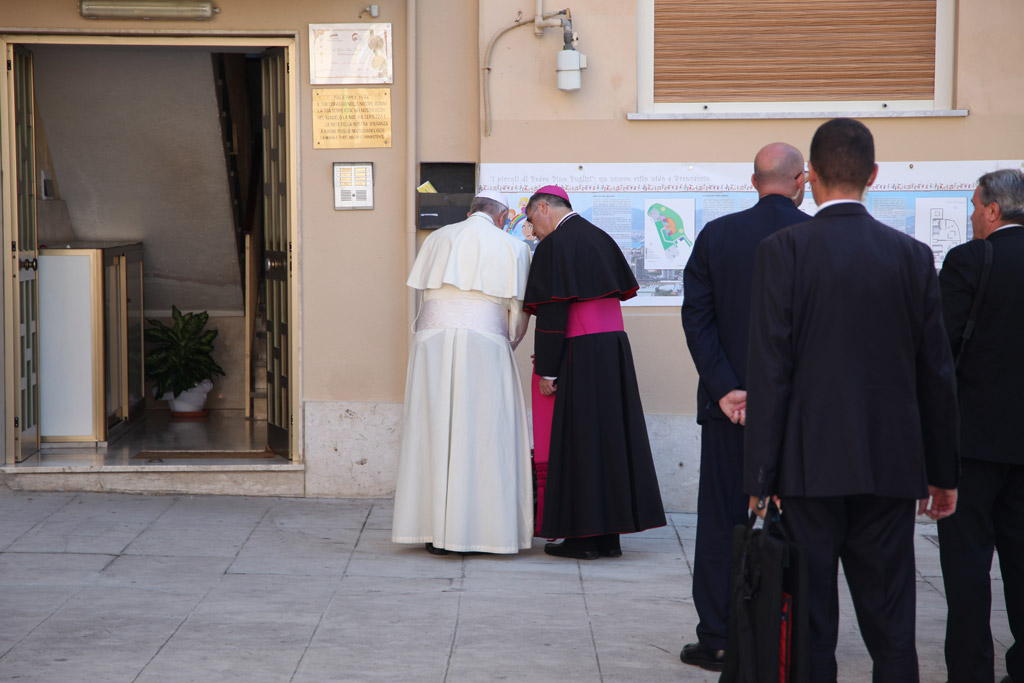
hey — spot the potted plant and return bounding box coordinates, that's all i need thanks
[145,306,225,416]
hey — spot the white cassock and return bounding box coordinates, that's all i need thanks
[391,211,533,553]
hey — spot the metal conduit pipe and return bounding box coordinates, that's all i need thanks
[481,7,569,137]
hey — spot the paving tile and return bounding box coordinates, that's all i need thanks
[342,541,468,581]
[0,637,164,683]
[0,585,78,657]
[136,620,313,683]
[148,495,273,528]
[0,490,1008,682]
[447,593,599,682]
[580,557,692,601]
[56,585,202,622]
[0,552,114,587]
[0,491,75,518]
[0,493,77,550]
[96,554,231,594]
[0,592,186,683]
[42,492,175,524]
[260,497,374,531]
[295,591,459,682]
[335,574,459,595]
[461,564,584,596]
[363,499,397,530]
[123,525,254,558]
[7,518,150,555]
[189,573,337,625]
[586,594,700,683]
[227,528,357,576]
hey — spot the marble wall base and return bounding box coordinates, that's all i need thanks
[303,401,404,498]
[303,401,703,512]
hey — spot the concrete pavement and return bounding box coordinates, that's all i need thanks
[0,490,1010,682]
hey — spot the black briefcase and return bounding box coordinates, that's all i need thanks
[719,504,808,683]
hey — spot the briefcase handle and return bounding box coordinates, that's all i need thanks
[746,500,790,546]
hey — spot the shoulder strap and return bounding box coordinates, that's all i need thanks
[955,239,994,370]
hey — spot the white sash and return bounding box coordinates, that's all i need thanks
[416,298,508,338]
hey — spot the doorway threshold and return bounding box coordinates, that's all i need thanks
[3,410,304,496]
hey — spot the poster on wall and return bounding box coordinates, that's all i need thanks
[309,23,393,84]
[479,161,1022,306]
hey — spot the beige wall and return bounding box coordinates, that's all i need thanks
[418,1,479,162]
[481,0,1024,416]
[0,0,417,408]
[1,0,1022,482]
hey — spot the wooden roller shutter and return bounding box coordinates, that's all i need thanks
[654,0,936,103]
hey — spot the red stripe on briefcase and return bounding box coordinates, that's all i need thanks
[779,592,793,683]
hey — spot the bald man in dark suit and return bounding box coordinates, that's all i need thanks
[744,118,959,682]
[680,142,809,672]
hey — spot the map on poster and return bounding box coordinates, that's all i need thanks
[479,161,1023,306]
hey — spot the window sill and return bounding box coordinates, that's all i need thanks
[628,109,969,121]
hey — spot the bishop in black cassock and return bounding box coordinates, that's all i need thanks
[523,185,665,560]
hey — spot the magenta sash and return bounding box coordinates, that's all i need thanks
[531,369,553,537]
[565,298,624,338]
[531,297,623,536]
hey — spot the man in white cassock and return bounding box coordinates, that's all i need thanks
[391,190,534,555]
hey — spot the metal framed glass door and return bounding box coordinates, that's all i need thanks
[7,45,40,463]
[261,47,291,458]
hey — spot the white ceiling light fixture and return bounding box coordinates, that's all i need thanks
[79,0,220,20]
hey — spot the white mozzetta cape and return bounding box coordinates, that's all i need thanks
[407,212,530,300]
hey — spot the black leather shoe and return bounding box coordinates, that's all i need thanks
[425,543,449,555]
[597,534,622,558]
[544,540,598,560]
[680,641,726,672]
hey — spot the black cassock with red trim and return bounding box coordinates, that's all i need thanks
[524,214,666,539]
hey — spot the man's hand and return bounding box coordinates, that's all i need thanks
[917,486,958,520]
[719,389,747,425]
[539,378,557,396]
[748,494,782,519]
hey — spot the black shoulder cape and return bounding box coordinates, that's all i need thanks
[524,214,639,314]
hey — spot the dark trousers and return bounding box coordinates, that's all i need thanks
[783,496,919,683]
[692,419,748,649]
[938,458,1024,683]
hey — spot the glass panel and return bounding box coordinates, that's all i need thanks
[105,258,123,425]
[125,254,144,411]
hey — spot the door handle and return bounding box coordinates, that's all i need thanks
[19,258,37,271]
[265,252,286,273]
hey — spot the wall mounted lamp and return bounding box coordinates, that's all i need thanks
[481,4,586,136]
[79,0,219,20]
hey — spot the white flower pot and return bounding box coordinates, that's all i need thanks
[160,379,214,414]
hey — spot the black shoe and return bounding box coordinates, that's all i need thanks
[425,543,449,555]
[680,641,725,672]
[597,533,622,558]
[544,540,598,560]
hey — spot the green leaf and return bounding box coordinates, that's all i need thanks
[144,306,226,397]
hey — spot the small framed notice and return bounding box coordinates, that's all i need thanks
[310,23,393,85]
[333,162,374,210]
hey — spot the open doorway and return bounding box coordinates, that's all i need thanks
[1,36,298,467]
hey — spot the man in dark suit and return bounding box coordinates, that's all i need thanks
[744,118,959,682]
[938,168,1024,683]
[679,142,809,672]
